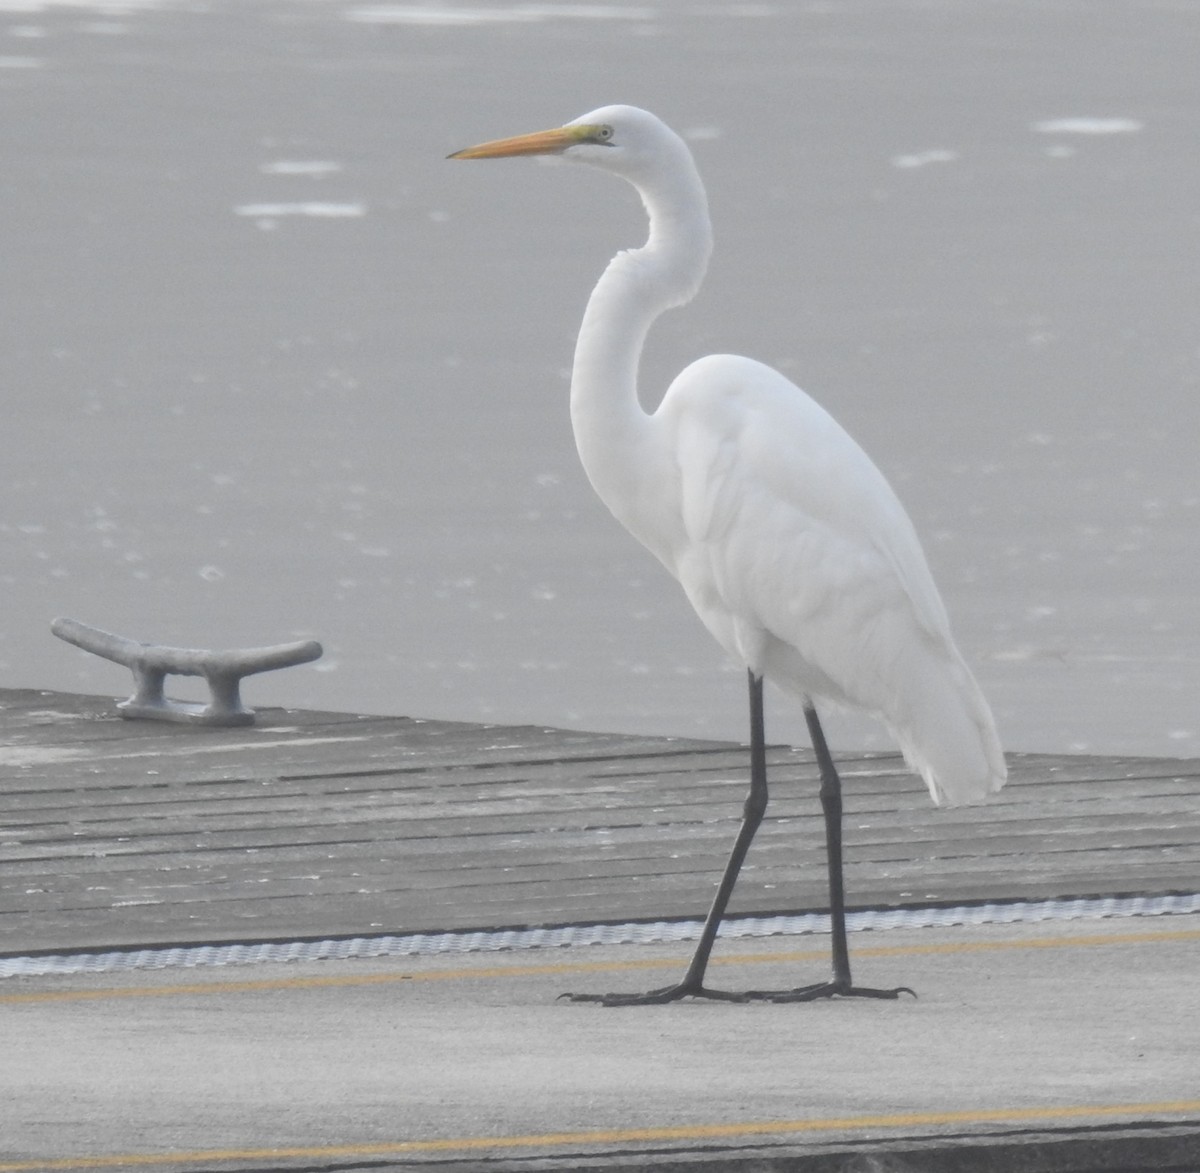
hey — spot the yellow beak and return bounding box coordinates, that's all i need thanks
[448,125,593,160]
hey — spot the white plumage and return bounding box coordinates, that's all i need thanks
[633,350,1002,806]
[453,105,1005,1003]
[554,106,1004,807]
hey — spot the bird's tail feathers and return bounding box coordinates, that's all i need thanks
[889,649,1007,808]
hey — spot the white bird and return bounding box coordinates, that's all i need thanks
[451,105,1006,1005]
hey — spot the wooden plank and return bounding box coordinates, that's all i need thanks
[2,688,1198,955]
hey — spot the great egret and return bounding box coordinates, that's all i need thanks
[451,106,1006,1005]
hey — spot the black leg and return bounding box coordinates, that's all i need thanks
[808,702,851,987]
[746,704,915,1003]
[561,671,769,1005]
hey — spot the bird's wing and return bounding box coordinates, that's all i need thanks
[664,354,952,651]
[659,354,1005,804]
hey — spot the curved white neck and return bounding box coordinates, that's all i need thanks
[569,160,713,530]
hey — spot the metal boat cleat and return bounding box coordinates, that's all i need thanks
[50,617,323,727]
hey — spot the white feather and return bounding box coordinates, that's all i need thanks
[459,103,1006,809]
[560,106,1005,807]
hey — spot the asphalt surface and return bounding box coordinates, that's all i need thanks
[3,915,1198,1171]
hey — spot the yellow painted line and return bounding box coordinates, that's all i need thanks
[844,926,1200,958]
[2,927,1196,1005]
[0,1100,1197,1171]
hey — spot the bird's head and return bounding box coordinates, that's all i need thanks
[449,105,686,182]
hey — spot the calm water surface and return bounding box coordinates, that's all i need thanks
[2,0,1197,758]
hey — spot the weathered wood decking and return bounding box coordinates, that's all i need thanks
[2,687,1198,957]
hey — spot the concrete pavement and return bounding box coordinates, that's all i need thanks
[2,915,1198,1171]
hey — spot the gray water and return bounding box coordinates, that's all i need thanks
[2,0,1197,759]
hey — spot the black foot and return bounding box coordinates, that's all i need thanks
[559,981,748,1006]
[744,980,917,1003]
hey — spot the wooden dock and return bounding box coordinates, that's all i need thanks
[2,687,1198,958]
[3,687,1200,1173]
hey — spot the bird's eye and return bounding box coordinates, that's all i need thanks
[593,125,615,145]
